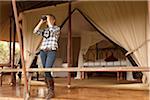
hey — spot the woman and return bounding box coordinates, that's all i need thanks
[33,14,60,99]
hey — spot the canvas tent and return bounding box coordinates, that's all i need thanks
[0,1,150,84]
[0,1,11,41]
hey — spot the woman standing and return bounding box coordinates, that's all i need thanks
[33,14,60,99]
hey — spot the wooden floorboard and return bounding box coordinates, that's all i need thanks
[0,77,149,100]
[0,85,149,100]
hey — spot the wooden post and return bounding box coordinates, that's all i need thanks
[11,17,16,86]
[11,0,29,99]
[9,4,15,86]
[9,17,12,65]
[10,16,16,86]
[67,2,72,87]
[147,1,150,84]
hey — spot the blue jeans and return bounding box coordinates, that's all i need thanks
[40,50,56,80]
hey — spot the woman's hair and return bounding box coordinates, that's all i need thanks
[48,14,56,20]
[48,14,56,25]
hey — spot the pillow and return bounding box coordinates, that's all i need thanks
[105,53,118,62]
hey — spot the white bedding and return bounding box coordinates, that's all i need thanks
[83,60,127,67]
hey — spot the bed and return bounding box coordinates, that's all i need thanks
[83,60,127,67]
[83,45,129,80]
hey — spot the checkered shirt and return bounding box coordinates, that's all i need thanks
[35,26,60,50]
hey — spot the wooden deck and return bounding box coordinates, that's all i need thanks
[0,77,149,100]
[0,86,149,100]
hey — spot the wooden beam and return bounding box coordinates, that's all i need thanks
[67,2,72,87]
[147,1,150,83]
[9,16,15,86]
[0,67,149,73]
[9,17,12,65]
[11,0,29,99]
[11,16,16,86]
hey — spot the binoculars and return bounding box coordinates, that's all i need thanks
[41,15,47,21]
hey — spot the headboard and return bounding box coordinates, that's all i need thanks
[83,46,126,62]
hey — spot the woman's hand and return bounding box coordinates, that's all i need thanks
[39,19,46,24]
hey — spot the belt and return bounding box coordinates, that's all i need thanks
[42,48,56,52]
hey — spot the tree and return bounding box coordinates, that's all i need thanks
[0,41,20,64]
[0,41,9,64]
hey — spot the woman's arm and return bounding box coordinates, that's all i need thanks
[33,19,44,34]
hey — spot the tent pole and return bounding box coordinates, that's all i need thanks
[10,16,16,86]
[9,17,12,65]
[67,2,72,88]
[11,1,29,99]
[11,17,16,86]
[147,1,150,84]
[9,16,15,86]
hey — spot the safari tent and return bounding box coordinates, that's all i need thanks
[0,1,150,99]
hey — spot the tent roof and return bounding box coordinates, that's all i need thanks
[16,1,69,12]
[0,1,70,41]
[61,10,95,37]
[0,1,69,13]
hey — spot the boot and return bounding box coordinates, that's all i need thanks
[45,78,55,99]
[45,78,54,91]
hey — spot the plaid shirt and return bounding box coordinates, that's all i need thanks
[35,26,60,50]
